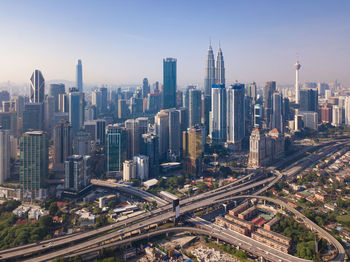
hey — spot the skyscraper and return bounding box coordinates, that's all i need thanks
[30,70,45,103]
[272,92,283,133]
[68,88,85,135]
[162,58,177,109]
[76,59,83,92]
[22,103,44,132]
[0,128,10,183]
[49,84,65,112]
[215,47,225,85]
[142,78,150,98]
[226,84,245,148]
[106,124,127,174]
[183,125,205,176]
[141,133,159,178]
[53,120,73,167]
[133,155,149,181]
[168,109,180,161]
[20,131,48,200]
[64,155,91,193]
[189,89,202,128]
[204,44,215,97]
[125,119,140,159]
[155,110,169,160]
[210,84,226,141]
[299,89,318,112]
[295,60,301,104]
[263,81,276,129]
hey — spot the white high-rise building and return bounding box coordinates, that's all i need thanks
[226,84,245,147]
[210,84,226,142]
[332,105,343,126]
[123,160,136,182]
[295,60,301,104]
[0,128,10,183]
[133,155,149,181]
[344,97,350,126]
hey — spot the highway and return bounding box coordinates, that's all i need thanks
[1,139,348,261]
[90,179,169,206]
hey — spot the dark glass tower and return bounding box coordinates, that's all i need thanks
[162,58,177,109]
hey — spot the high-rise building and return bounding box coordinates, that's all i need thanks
[332,105,343,126]
[100,87,108,113]
[295,60,301,104]
[254,104,262,128]
[189,89,202,128]
[184,86,196,109]
[226,84,245,148]
[76,59,83,92]
[215,47,225,85]
[204,44,216,97]
[210,84,226,141]
[73,131,91,155]
[0,128,10,183]
[22,103,44,132]
[53,120,73,167]
[298,111,318,130]
[263,81,276,129]
[133,155,149,181]
[299,89,318,112]
[20,131,48,200]
[84,119,106,145]
[123,160,136,181]
[0,112,17,136]
[141,133,159,178]
[59,93,69,113]
[0,91,10,110]
[155,110,169,160]
[68,88,85,135]
[44,96,55,132]
[106,124,127,174]
[142,78,150,98]
[146,93,161,113]
[49,84,65,112]
[246,82,257,103]
[162,58,177,109]
[92,89,102,113]
[30,70,45,103]
[317,82,329,98]
[168,109,181,161]
[177,108,188,133]
[321,105,332,123]
[64,155,91,193]
[272,92,283,133]
[118,99,129,119]
[125,119,140,159]
[183,125,205,176]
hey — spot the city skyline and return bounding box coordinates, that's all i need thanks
[0,1,349,87]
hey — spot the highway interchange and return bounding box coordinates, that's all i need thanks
[0,139,348,261]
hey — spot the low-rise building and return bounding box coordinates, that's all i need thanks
[251,232,289,253]
[224,214,254,232]
[256,227,291,246]
[264,216,280,231]
[229,202,249,217]
[238,206,257,220]
[215,216,248,235]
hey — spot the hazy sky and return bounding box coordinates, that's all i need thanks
[0,0,349,87]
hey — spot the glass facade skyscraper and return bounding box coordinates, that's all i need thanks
[106,125,127,173]
[30,70,45,103]
[162,58,177,109]
[76,59,83,92]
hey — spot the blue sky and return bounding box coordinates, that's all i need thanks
[0,0,349,87]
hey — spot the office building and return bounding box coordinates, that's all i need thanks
[183,125,205,176]
[317,82,329,97]
[142,78,150,98]
[118,99,129,119]
[76,59,83,92]
[254,104,262,128]
[73,131,91,155]
[332,105,343,126]
[210,84,226,142]
[299,89,318,112]
[44,96,55,132]
[64,155,91,193]
[49,84,65,112]
[272,92,283,133]
[22,103,43,132]
[155,110,169,160]
[204,44,215,97]
[162,58,177,109]
[84,119,106,146]
[123,160,136,181]
[53,120,73,167]
[189,89,202,127]
[30,70,45,103]
[146,93,161,113]
[246,82,257,103]
[0,112,17,136]
[106,124,127,174]
[298,111,318,130]
[59,93,69,113]
[125,119,141,159]
[0,128,10,183]
[141,133,159,178]
[68,88,85,135]
[263,81,276,129]
[20,131,48,200]
[0,91,10,110]
[168,109,180,161]
[133,155,149,181]
[226,83,245,149]
[321,105,332,123]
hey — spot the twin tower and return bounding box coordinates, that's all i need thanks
[204,44,225,97]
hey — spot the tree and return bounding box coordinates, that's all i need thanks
[49,202,59,216]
